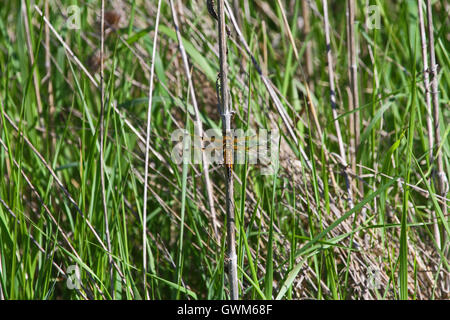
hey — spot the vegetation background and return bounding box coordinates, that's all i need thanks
[0,0,448,299]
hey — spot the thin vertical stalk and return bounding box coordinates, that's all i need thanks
[399,33,419,298]
[417,0,441,249]
[143,0,162,299]
[44,0,56,154]
[302,0,313,89]
[217,0,238,299]
[346,0,360,192]
[99,0,114,298]
[426,0,448,261]
[276,0,299,60]
[323,0,353,209]
[417,0,434,162]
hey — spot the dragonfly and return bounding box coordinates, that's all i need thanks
[167,130,279,172]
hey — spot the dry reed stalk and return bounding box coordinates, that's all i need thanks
[213,0,239,299]
[346,0,359,191]
[44,0,56,154]
[417,0,434,162]
[425,0,448,270]
[143,0,162,299]
[417,0,441,249]
[99,0,114,298]
[302,0,314,89]
[276,0,299,59]
[322,0,354,209]
[426,0,448,210]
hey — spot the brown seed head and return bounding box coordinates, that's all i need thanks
[104,10,121,30]
[87,50,105,73]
